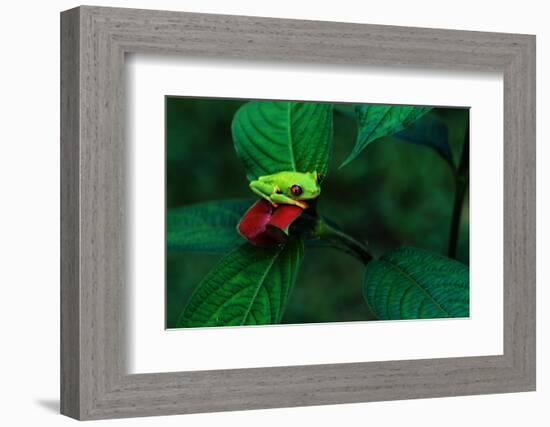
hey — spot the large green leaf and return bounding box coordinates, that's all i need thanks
[363,247,469,320]
[394,114,454,168]
[340,105,432,168]
[167,199,253,253]
[232,101,333,181]
[177,239,304,327]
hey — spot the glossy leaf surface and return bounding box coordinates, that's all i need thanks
[178,239,304,327]
[363,246,469,319]
[232,101,333,180]
[341,105,432,167]
[167,199,253,253]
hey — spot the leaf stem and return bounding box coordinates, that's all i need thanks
[448,123,469,259]
[315,220,373,265]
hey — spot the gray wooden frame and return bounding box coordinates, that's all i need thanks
[60,5,536,420]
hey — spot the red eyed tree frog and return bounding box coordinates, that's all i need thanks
[249,171,322,209]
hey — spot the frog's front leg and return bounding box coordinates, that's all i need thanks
[249,180,278,205]
[270,193,309,209]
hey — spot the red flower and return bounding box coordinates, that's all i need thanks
[237,200,303,247]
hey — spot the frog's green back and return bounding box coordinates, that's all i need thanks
[265,171,320,199]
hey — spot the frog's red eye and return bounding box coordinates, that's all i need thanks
[290,184,303,196]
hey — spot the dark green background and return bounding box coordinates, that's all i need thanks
[166,97,469,328]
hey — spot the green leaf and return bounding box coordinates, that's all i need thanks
[167,199,253,253]
[394,114,454,168]
[340,105,432,168]
[177,239,304,327]
[232,101,333,181]
[363,246,469,320]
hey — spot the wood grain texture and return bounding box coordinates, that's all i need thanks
[60,7,81,419]
[60,5,536,420]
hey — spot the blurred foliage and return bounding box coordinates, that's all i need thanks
[165,97,469,328]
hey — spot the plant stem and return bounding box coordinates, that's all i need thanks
[315,221,373,265]
[448,123,469,259]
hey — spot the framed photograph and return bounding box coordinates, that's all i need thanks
[61,6,536,420]
[165,97,470,332]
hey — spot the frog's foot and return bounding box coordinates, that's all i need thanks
[269,193,309,210]
[271,200,307,209]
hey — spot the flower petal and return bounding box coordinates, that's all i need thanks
[268,205,303,233]
[237,200,303,247]
[237,199,272,237]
